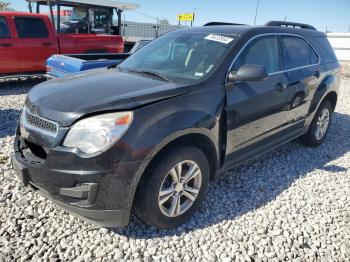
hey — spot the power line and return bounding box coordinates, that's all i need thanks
[129,9,158,22]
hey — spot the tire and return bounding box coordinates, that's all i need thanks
[135,146,210,229]
[300,100,333,147]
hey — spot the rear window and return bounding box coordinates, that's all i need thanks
[312,36,338,64]
[281,36,319,70]
[14,17,49,38]
[0,17,10,38]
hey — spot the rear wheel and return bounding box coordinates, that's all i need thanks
[135,146,210,229]
[300,100,333,146]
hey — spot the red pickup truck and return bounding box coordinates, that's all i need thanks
[0,12,124,76]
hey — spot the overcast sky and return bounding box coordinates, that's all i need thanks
[9,0,350,32]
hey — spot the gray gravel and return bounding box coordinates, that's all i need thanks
[1,79,350,262]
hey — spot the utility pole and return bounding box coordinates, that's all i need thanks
[192,8,196,27]
[155,17,159,38]
[253,0,260,26]
[123,13,126,36]
[28,0,33,13]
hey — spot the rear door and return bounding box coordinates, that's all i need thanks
[225,35,289,155]
[0,16,19,74]
[279,35,321,124]
[13,16,58,73]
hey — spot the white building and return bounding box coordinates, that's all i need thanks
[327,33,350,61]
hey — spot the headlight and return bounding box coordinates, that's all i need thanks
[63,112,133,154]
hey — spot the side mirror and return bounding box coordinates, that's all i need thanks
[228,64,267,82]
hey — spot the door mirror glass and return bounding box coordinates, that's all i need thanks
[228,64,267,82]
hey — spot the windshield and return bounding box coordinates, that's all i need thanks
[119,31,237,83]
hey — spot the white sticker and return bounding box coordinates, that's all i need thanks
[205,34,234,44]
[194,72,204,77]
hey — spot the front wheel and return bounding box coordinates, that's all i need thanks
[300,100,333,146]
[135,146,210,229]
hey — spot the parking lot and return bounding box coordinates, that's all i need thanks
[0,76,349,261]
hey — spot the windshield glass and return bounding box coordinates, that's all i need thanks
[119,31,237,83]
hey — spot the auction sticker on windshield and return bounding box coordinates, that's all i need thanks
[205,34,234,44]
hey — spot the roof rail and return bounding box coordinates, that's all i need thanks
[204,22,248,26]
[265,21,316,30]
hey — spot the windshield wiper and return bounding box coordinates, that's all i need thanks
[128,69,171,82]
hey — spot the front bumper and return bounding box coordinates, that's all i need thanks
[11,135,140,227]
[14,156,129,226]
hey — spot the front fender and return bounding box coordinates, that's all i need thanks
[120,89,225,207]
[123,108,221,172]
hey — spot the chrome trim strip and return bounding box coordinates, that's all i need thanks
[226,33,321,80]
[21,108,58,137]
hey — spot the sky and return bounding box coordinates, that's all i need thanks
[8,0,350,32]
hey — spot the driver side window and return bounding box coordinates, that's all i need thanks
[0,17,10,38]
[233,36,280,74]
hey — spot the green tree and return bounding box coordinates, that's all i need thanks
[0,1,11,11]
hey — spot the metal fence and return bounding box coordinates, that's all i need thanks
[119,23,350,61]
[121,22,183,40]
[327,33,350,61]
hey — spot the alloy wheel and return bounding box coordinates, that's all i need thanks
[315,108,330,140]
[158,160,202,217]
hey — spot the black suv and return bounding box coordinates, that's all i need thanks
[12,21,340,229]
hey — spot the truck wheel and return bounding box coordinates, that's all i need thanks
[300,100,333,147]
[135,146,210,229]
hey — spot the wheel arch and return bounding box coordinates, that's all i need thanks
[322,91,337,110]
[143,131,219,181]
[130,131,220,211]
[154,133,218,179]
[309,74,338,115]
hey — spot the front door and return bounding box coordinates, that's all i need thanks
[0,16,19,74]
[225,35,289,157]
[13,16,57,73]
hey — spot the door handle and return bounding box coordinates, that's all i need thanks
[42,42,53,47]
[276,82,287,91]
[0,43,13,47]
[314,70,320,78]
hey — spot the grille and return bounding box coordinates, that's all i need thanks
[25,110,58,134]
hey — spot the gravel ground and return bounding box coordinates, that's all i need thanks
[0,79,350,262]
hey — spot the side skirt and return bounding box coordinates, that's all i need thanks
[217,122,308,176]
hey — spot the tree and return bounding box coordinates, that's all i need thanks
[0,1,11,11]
[159,18,170,25]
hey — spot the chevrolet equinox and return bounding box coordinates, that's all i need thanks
[12,21,340,229]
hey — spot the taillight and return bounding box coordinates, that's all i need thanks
[46,66,52,73]
[118,40,124,53]
[117,46,124,53]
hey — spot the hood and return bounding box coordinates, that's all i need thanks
[26,69,189,126]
